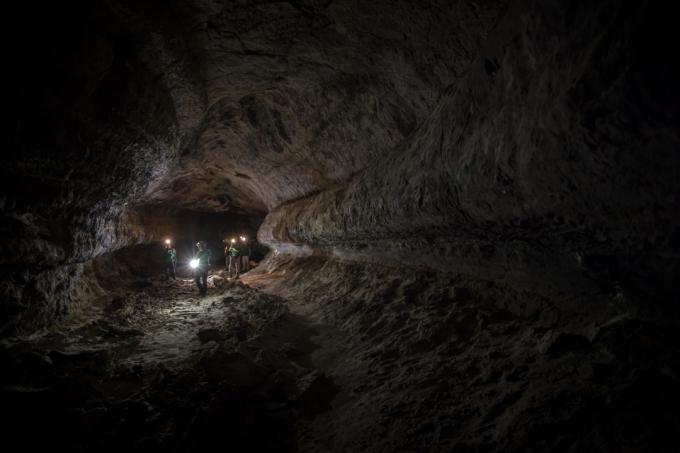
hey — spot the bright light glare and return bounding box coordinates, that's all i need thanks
[230,238,236,243]
[240,236,246,241]
[165,239,171,244]
[190,259,199,269]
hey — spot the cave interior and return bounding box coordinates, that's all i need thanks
[2,0,680,451]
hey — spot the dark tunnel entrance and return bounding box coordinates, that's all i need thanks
[96,204,269,285]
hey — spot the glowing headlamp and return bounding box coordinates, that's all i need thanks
[165,239,171,245]
[190,259,199,269]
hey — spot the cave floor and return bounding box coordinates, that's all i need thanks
[1,272,339,452]
[2,263,680,452]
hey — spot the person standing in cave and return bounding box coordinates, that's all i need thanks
[162,242,177,281]
[226,238,241,279]
[194,241,211,295]
[223,239,230,267]
[239,236,251,273]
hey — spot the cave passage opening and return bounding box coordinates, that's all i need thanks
[93,203,269,291]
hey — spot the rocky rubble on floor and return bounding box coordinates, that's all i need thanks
[0,280,339,452]
[248,256,680,452]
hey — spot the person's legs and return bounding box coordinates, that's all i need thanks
[227,256,234,278]
[240,255,249,272]
[170,263,176,280]
[200,270,208,293]
[194,271,201,291]
[235,257,241,279]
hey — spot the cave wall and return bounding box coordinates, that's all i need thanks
[1,1,180,333]
[2,0,679,333]
[141,0,508,211]
[259,0,680,321]
[2,0,509,333]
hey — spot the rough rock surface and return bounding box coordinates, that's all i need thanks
[3,0,507,331]
[246,256,680,452]
[259,0,680,322]
[1,279,315,451]
[2,0,680,451]
[4,262,678,452]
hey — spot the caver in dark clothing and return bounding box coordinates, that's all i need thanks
[163,246,177,280]
[194,243,211,295]
[226,243,241,278]
[238,241,251,273]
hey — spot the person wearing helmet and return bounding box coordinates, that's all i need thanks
[194,241,211,295]
[226,238,241,279]
[162,242,177,281]
[238,236,251,273]
[222,239,231,268]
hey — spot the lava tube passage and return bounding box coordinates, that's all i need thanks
[2,0,680,451]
